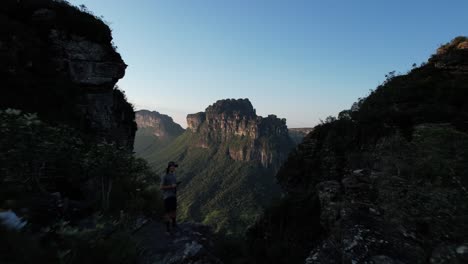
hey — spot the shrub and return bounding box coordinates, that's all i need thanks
[0,109,162,218]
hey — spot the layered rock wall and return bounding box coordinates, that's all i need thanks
[186,99,293,168]
[136,110,184,139]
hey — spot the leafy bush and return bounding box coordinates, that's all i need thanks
[375,126,468,245]
[0,109,84,200]
[0,109,163,263]
[0,109,161,218]
[56,220,139,264]
[0,219,140,264]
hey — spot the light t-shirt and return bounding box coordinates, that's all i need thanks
[161,172,177,199]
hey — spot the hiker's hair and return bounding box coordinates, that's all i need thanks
[166,167,170,174]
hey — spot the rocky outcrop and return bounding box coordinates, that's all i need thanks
[186,99,293,168]
[0,0,136,148]
[432,36,468,74]
[136,110,184,139]
[188,99,257,138]
[247,37,468,263]
[134,221,222,264]
[305,126,468,264]
[48,29,126,88]
[134,110,185,155]
[187,112,207,132]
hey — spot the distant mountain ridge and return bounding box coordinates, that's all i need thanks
[134,110,185,155]
[136,110,184,139]
[288,127,314,144]
[136,99,295,234]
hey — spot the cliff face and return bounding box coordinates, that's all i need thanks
[142,99,294,233]
[136,110,184,139]
[187,112,206,132]
[0,0,136,148]
[187,99,257,138]
[247,37,468,264]
[432,36,468,73]
[134,110,185,155]
[0,2,178,263]
[186,99,293,168]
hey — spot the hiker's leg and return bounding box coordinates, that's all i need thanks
[168,197,177,228]
[170,211,177,228]
[164,212,172,232]
[163,198,172,233]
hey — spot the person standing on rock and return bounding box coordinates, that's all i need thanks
[160,161,180,235]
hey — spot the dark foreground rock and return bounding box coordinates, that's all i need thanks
[134,221,222,264]
[1,0,136,148]
[247,37,468,264]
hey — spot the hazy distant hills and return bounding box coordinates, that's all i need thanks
[135,99,295,234]
[288,127,314,144]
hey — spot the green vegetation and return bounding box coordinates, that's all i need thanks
[134,127,183,158]
[0,109,161,216]
[244,37,468,263]
[376,126,468,243]
[134,127,166,156]
[141,131,281,235]
[133,110,185,156]
[0,109,162,264]
[0,218,140,264]
[0,2,154,263]
[1,0,127,139]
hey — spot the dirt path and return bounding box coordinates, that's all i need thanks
[134,220,174,264]
[133,220,221,264]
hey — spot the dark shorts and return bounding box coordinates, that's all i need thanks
[164,196,177,213]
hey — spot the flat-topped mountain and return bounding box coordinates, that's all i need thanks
[186,99,292,168]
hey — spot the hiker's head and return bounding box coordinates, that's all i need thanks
[166,161,178,174]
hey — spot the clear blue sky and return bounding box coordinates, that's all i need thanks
[70,0,467,128]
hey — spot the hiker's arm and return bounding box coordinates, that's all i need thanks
[160,175,177,190]
[160,184,176,190]
[160,177,176,190]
